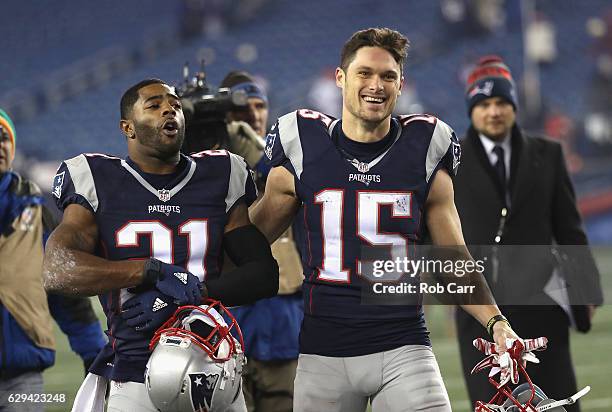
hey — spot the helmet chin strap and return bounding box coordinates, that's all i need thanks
[219,364,228,390]
[535,386,590,411]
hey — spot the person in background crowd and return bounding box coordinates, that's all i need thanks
[0,108,106,412]
[222,70,303,412]
[453,56,603,412]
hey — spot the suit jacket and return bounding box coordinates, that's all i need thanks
[454,125,603,331]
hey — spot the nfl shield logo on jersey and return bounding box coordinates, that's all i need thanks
[158,189,171,202]
[356,161,370,173]
[350,159,370,173]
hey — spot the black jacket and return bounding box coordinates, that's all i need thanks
[454,125,603,330]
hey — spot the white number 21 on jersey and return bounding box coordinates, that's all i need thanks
[115,219,209,280]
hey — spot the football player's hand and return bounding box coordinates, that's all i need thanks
[144,259,203,305]
[472,336,547,386]
[121,290,178,333]
[491,321,521,354]
[491,323,523,385]
[226,121,265,168]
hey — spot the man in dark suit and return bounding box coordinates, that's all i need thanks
[453,56,603,411]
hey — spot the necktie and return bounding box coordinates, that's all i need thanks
[492,145,506,190]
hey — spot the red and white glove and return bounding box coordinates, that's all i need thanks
[471,337,548,386]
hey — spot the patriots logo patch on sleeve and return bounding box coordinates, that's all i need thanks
[264,123,277,161]
[265,131,277,161]
[52,171,65,199]
[452,140,461,173]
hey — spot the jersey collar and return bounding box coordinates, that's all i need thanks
[121,154,197,202]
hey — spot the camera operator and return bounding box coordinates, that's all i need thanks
[221,71,303,412]
[222,73,268,171]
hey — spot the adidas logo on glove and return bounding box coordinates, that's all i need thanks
[152,298,168,312]
[173,272,189,284]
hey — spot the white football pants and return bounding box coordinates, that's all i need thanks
[106,379,247,412]
[293,345,451,412]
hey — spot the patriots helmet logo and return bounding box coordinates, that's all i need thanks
[190,372,219,411]
[52,171,65,199]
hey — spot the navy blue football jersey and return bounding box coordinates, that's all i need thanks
[265,109,460,357]
[52,150,257,382]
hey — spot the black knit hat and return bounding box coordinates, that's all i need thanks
[465,55,518,115]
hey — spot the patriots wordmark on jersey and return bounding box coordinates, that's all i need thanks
[266,109,460,357]
[51,150,256,382]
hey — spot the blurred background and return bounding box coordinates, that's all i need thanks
[1,0,610,410]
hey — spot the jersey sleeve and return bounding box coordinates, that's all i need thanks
[264,109,333,180]
[425,118,461,182]
[225,152,258,213]
[264,118,289,168]
[52,154,99,214]
[263,110,311,179]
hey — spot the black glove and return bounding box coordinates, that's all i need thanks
[121,290,178,333]
[136,258,203,305]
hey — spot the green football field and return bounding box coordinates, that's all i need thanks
[43,248,612,411]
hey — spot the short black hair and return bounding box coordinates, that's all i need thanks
[220,71,255,89]
[120,78,167,119]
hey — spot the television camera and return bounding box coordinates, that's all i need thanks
[178,62,249,154]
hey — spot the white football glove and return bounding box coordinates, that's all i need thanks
[226,121,265,168]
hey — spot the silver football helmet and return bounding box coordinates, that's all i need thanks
[145,301,245,412]
[471,338,590,412]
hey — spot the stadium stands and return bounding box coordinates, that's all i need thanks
[2,0,611,238]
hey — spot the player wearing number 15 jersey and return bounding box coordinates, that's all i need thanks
[251,28,521,412]
[43,79,278,411]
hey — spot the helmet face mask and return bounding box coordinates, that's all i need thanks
[145,301,245,412]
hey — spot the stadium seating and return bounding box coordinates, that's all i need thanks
[3,0,612,237]
[3,0,608,162]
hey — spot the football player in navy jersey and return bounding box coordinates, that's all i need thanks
[250,28,522,411]
[42,79,278,411]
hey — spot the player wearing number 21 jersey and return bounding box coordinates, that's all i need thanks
[251,28,520,412]
[51,148,256,380]
[43,79,278,411]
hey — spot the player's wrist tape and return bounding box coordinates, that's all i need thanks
[486,314,510,337]
[141,258,162,288]
[128,258,161,294]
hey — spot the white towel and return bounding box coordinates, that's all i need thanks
[71,372,108,412]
